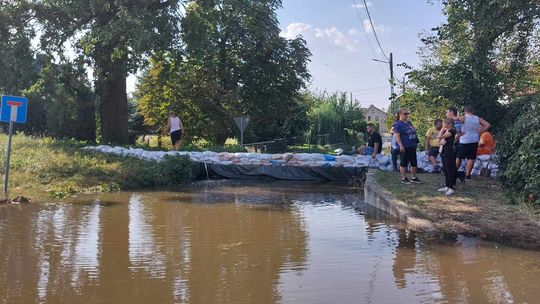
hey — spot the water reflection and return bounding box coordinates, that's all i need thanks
[0,181,538,304]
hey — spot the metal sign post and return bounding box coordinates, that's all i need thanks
[233,116,250,146]
[4,121,13,198]
[1,95,28,198]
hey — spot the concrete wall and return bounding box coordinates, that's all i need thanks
[363,171,435,232]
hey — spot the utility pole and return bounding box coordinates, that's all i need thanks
[372,52,397,114]
[402,77,406,94]
[389,52,394,102]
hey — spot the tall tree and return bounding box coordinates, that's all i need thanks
[407,0,540,130]
[34,0,182,143]
[137,0,311,144]
[0,1,36,95]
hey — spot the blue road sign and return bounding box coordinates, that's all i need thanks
[1,95,28,124]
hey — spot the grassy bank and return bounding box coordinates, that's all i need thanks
[375,170,540,249]
[0,134,194,200]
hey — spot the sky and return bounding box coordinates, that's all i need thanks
[127,0,447,111]
[276,0,446,110]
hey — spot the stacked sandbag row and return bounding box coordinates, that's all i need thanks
[82,145,497,177]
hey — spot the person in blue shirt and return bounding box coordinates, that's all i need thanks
[394,108,421,184]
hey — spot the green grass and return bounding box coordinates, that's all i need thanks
[374,170,540,249]
[286,144,336,154]
[135,135,247,152]
[0,134,194,200]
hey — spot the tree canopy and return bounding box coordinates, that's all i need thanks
[405,0,540,130]
[34,0,183,143]
[136,0,312,144]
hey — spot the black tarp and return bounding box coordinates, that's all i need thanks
[204,163,365,181]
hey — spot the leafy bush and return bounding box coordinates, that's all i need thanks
[182,137,247,152]
[498,94,540,204]
[158,155,193,185]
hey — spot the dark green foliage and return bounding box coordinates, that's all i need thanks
[23,59,96,140]
[157,155,194,185]
[304,92,366,144]
[35,0,182,144]
[0,1,37,95]
[396,92,453,147]
[407,0,540,132]
[1,134,195,197]
[136,0,311,144]
[497,94,540,204]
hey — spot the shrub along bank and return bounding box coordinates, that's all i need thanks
[498,93,540,205]
[0,134,194,199]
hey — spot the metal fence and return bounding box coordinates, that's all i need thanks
[243,133,343,153]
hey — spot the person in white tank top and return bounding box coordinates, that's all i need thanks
[457,106,491,179]
[166,111,184,150]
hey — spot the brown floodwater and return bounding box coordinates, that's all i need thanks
[0,180,539,304]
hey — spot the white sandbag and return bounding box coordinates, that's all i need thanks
[258,154,271,161]
[488,163,498,170]
[477,154,492,162]
[423,164,434,173]
[282,153,294,162]
[376,155,390,165]
[474,161,483,171]
[293,153,313,161]
[340,155,355,163]
[310,153,325,161]
[245,153,260,159]
[272,154,283,160]
[368,159,380,168]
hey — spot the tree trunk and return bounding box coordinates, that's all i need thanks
[99,71,129,144]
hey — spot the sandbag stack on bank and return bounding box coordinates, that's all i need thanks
[83,145,497,177]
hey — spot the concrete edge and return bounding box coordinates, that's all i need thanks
[364,171,436,233]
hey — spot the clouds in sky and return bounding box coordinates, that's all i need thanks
[280,22,313,39]
[363,19,386,33]
[281,22,364,53]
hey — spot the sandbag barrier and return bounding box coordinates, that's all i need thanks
[83,146,497,177]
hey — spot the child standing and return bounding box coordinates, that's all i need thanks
[438,118,457,196]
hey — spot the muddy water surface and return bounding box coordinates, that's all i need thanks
[0,180,539,303]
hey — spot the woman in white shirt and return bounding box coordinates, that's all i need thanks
[166,111,184,150]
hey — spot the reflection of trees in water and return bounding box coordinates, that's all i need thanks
[390,230,540,303]
[0,191,308,303]
[166,197,309,303]
[392,230,416,289]
[0,203,103,302]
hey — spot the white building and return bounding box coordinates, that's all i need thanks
[362,104,388,133]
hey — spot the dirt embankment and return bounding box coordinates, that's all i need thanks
[371,171,540,250]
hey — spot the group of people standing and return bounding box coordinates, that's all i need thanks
[391,106,494,196]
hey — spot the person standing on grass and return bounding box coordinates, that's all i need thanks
[390,113,400,171]
[438,118,458,196]
[394,108,421,184]
[425,118,443,172]
[166,111,183,150]
[457,106,491,179]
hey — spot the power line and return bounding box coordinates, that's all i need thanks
[351,0,389,78]
[362,0,389,61]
